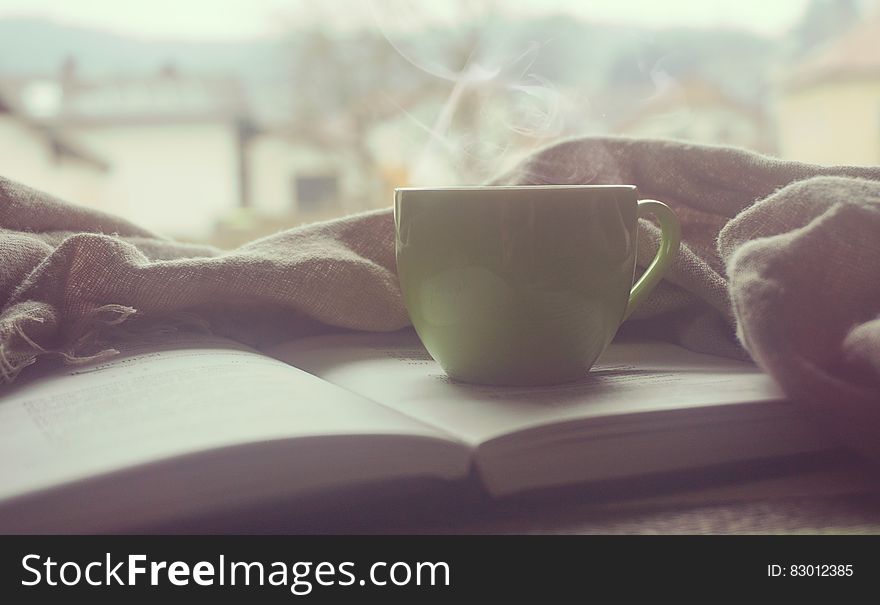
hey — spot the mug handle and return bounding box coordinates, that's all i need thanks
[623,199,681,321]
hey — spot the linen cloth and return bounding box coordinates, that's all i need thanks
[2,137,879,457]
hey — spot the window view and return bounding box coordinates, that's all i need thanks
[0,0,877,246]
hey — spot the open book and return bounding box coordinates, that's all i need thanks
[0,330,837,532]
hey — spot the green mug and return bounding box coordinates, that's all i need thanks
[394,185,681,386]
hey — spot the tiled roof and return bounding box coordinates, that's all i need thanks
[0,73,246,125]
[0,87,108,170]
[787,13,880,89]
[615,77,762,131]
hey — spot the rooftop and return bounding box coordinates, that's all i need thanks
[0,65,247,126]
[0,88,108,170]
[786,12,880,90]
[615,77,763,131]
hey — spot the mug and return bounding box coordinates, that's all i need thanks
[394,185,681,386]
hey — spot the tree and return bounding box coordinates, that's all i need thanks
[284,25,435,209]
[282,0,557,190]
[788,0,860,57]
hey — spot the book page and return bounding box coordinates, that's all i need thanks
[0,334,466,512]
[268,330,792,447]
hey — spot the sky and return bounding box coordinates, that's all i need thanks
[0,0,814,40]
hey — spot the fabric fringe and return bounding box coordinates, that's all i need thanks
[0,305,215,384]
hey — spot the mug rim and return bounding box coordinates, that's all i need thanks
[395,184,636,193]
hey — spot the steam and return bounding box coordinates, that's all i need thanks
[366,1,699,186]
[368,0,566,184]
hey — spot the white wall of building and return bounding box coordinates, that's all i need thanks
[62,120,241,239]
[0,114,108,209]
[777,78,880,166]
[246,133,332,216]
[2,113,391,241]
[246,132,371,220]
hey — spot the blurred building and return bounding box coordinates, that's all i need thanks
[210,128,379,248]
[777,14,880,166]
[1,62,374,243]
[614,77,771,152]
[0,89,108,206]
[1,64,253,238]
